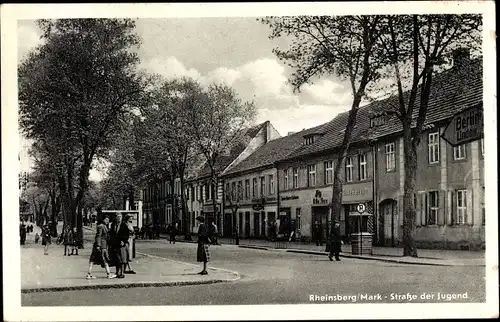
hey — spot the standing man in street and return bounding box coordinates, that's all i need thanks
[87,215,116,279]
[328,220,342,262]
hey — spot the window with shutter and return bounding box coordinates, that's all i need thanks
[450,190,456,225]
[416,192,422,226]
[437,192,445,225]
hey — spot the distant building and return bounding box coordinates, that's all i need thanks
[185,121,281,235]
[221,125,326,239]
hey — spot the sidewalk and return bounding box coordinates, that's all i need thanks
[229,237,485,266]
[21,243,239,293]
[156,235,484,267]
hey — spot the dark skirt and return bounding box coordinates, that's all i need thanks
[90,245,110,267]
[112,246,128,265]
[197,243,210,262]
[42,237,51,245]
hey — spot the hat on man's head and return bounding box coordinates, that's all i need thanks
[196,216,205,223]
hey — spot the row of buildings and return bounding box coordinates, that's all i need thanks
[142,50,485,250]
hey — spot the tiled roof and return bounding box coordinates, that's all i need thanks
[223,123,328,177]
[283,58,482,160]
[194,121,269,179]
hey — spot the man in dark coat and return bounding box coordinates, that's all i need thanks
[328,220,342,261]
[169,223,178,244]
[109,213,130,278]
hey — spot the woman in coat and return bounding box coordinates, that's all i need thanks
[196,216,211,275]
[109,213,130,278]
[63,227,74,256]
[124,215,136,274]
[87,216,116,279]
[41,223,52,255]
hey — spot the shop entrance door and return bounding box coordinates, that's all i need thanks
[238,213,243,237]
[312,207,329,243]
[380,199,397,247]
[260,211,266,237]
[223,213,233,238]
[253,212,260,237]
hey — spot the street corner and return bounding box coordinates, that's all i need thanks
[136,252,241,281]
[21,253,240,294]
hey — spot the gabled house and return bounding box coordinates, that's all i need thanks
[220,125,326,239]
[184,121,281,235]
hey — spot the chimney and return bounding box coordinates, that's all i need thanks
[452,48,470,69]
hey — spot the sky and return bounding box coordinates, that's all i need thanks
[17,18,353,135]
[17,18,354,180]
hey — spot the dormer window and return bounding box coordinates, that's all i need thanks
[305,136,315,145]
[370,115,390,128]
[304,133,323,145]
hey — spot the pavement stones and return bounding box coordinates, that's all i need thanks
[21,243,240,293]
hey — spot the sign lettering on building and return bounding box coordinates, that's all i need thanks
[281,195,299,201]
[342,182,373,203]
[442,106,483,147]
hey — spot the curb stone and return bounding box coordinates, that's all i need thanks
[285,249,457,266]
[238,245,269,251]
[21,279,229,294]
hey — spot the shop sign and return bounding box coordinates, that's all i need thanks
[342,182,373,202]
[203,204,220,213]
[442,105,483,147]
[252,204,264,211]
[281,195,299,201]
[312,190,329,205]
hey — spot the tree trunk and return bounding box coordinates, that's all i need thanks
[329,99,362,233]
[76,201,84,247]
[402,128,419,257]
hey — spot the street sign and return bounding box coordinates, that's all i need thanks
[356,203,366,214]
[442,105,483,147]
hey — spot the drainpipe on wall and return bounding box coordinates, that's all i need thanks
[372,142,378,246]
